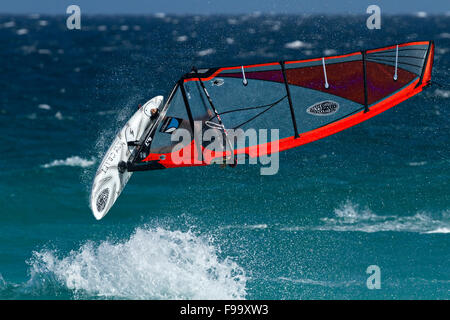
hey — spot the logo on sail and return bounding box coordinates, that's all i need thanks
[306,100,339,116]
[211,78,224,86]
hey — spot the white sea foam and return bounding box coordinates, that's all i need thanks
[246,224,268,229]
[27,227,247,299]
[416,11,428,18]
[16,28,29,35]
[437,48,449,55]
[38,104,51,110]
[21,45,36,54]
[425,227,450,234]
[54,111,73,120]
[271,23,281,32]
[154,13,166,19]
[434,89,450,98]
[323,49,337,56]
[38,49,51,55]
[278,277,358,288]
[41,156,96,169]
[0,273,5,287]
[408,161,427,167]
[54,111,63,120]
[176,35,188,42]
[3,21,15,28]
[197,48,216,57]
[97,110,116,116]
[284,40,312,49]
[315,201,450,233]
[222,224,268,230]
[282,201,450,234]
[225,37,235,45]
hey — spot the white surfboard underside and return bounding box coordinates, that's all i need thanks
[90,95,163,220]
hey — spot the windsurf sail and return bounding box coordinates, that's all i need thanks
[128,40,434,171]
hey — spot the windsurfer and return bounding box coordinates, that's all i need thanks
[150,107,159,119]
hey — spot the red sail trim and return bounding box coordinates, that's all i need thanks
[286,52,361,65]
[366,41,429,54]
[142,140,232,168]
[142,140,202,168]
[182,54,359,83]
[183,62,280,83]
[182,41,429,84]
[421,41,434,86]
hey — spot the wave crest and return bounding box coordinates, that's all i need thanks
[41,156,95,168]
[317,201,450,233]
[26,227,247,300]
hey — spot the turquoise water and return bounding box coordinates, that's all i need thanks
[0,14,449,299]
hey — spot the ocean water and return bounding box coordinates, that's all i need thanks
[0,14,449,299]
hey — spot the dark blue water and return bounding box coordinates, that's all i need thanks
[0,14,449,299]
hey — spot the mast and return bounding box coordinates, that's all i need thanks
[280,61,300,138]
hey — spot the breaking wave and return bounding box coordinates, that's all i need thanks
[281,201,450,234]
[41,156,95,168]
[316,201,450,233]
[424,227,450,234]
[25,226,247,299]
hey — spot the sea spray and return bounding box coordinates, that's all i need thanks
[317,201,450,233]
[26,226,247,299]
[81,96,139,196]
[280,202,450,233]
